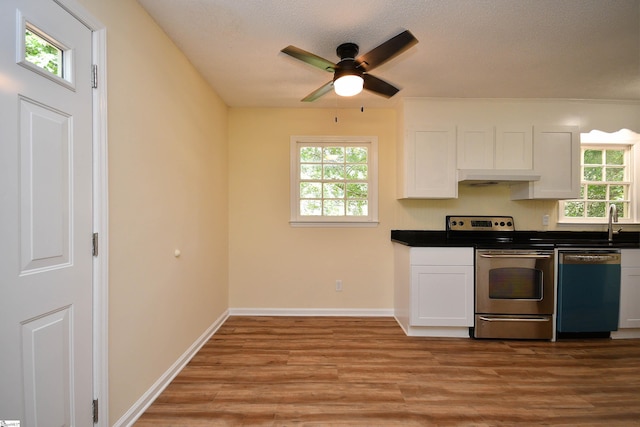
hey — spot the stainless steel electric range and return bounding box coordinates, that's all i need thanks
[446,216,555,339]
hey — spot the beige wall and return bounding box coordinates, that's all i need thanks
[394,184,558,230]
[76,0,229,422]
[228,108,397,309]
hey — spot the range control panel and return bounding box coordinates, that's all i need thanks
[446,215,515,232]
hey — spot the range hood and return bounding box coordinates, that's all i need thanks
[457,169,541,185]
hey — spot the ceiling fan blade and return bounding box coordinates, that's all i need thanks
[301,81,334,102]
[281,46,336,72]
[356,30,418,72]
[362,74,400,98]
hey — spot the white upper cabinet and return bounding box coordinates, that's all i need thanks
[495,126,533,170]
[395,99,615,200]
[510,125,580,200]
[457,126,495,170]
[398,126,458,199]
[457,125,533,171]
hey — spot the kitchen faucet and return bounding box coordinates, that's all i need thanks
[608,204,618,241]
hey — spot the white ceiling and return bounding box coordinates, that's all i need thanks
[138,0,640,109]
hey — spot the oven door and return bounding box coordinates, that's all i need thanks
[475,250,555,315]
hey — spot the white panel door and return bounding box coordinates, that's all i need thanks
[0,0,94,425]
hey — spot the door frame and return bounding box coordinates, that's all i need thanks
[53,0,109,425]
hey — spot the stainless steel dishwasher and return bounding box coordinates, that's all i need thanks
[557,250,621,338]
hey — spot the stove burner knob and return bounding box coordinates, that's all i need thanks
[507,221,512,226]
[451,221,457,226]
[500,221,505,226]
[459,221,464,226]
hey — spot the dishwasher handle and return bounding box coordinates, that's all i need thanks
[560,253,621,265]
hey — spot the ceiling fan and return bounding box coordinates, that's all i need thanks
[281,30,418,102]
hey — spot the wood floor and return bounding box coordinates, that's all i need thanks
[135,316,640,426]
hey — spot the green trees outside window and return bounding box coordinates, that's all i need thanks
[25,28,63,77]
[299,145,369,217]
[563,147,629,219]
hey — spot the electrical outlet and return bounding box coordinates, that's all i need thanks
[335,280,342,292]
[542,214,549,226]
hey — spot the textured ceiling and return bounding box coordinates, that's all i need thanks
[138,0,640,108]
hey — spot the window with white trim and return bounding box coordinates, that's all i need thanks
[290,136,378,227]
[559,129,640,223]
[17,17,75,89]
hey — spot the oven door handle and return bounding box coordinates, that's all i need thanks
[478,254,552,259]
[478,316,550,322]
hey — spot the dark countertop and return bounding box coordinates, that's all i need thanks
[391,230,640,249]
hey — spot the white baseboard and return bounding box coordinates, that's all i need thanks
[113,309,230,427]
[611,328,640,339]
[228,307,394,317]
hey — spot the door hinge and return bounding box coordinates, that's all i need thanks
[92,398,99,423]
[92,232,99,257]
[91,64,98,89]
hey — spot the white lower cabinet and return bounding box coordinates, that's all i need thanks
[411,265,474,326]
[619,249,640,329]
[394,245,474,337]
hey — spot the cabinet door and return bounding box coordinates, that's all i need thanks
[457,126,494,169]
[403,127,457,199]
[532,125,580,198]
[510,125,580,199]
[619,267,640,328]
[410,265,474,327]
[495,126,533,170]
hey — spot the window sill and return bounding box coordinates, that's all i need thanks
[290,220,379,228]
[557,220,640,226]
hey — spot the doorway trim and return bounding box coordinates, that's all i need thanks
[53,0,109,425]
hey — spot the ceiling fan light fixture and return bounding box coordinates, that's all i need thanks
[334,74,364,97]
[281,30,418,102]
